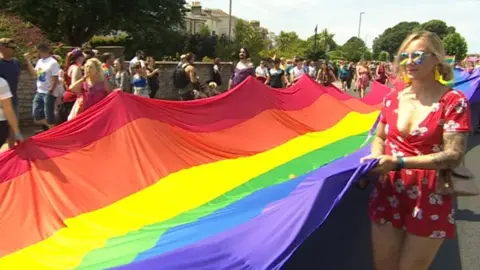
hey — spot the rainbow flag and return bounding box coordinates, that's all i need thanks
[444,55,456,66]
[0,76,403,269]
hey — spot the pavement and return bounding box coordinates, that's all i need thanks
[2,82,479,270]
[283,82,480,270]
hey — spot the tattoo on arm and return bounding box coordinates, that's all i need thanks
[370,122,386,155]
[371,136,385,155]
[431,133,467,169]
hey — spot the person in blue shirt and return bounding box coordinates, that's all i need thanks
[0,38,21,148]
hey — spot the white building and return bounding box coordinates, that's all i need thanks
[184,2,263,40]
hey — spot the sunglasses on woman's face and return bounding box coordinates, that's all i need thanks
[399,51,433,65]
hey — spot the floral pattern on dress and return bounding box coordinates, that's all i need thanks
[369,90,471,239]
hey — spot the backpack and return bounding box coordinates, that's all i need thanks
[172,64,190,89]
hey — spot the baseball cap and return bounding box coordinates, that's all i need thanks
[0,38,16,49]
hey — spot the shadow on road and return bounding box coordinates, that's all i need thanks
[283,184,463,270]
[456,209,480,222]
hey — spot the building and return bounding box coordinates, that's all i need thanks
[204,8,239,38]
[183,2,265,40]
[183,2,211,35]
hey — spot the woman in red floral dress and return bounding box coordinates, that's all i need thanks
[361,31,472,270]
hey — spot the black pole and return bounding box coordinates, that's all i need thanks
[314,25,318,53]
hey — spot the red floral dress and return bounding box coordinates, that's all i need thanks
[368,90,472,239]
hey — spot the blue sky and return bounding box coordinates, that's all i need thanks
[200,0,480,53]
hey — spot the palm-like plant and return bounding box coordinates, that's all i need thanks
[318,28,335,51]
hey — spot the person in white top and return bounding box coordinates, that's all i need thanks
[24,43,61,130]
[0,77,23,146]
[255,60,269,83]
[129,50,146,75]
[309,61,317,78]
[290,58,306,83]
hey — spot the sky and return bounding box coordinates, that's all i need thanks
[199,0,480,53]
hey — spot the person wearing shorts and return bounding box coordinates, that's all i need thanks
[24,43,61,130]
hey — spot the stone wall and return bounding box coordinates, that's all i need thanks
[151,62,232,100]
[17,70,37,126]
[16,62,233,125]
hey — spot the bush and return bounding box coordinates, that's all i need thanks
[90,33,130,47]
[202,56,214,63]
[0,11,50,64]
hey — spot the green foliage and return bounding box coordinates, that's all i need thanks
[2,0,187,46]
[337,37,368,62]
[378,51,390,62]
[305,49,326,61]
[0,11,50,64]
[372,19,468,61]
[363,50,373,61]
[215,34,236,61]
[232,19,269,63]
[183,33,216,60]
[51,44,70,58]
[273,31,307,59]
[314,28,337,51]
[372,21,420,58]
[415,20,451,39]
[198,24,211,37]
[443,32,468,61]
[327,50,346,61]
[254,28,334,61]
[202,56,214,62]
[90,33,130,47]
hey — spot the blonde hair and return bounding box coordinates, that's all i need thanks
[395,31,453,81]
[85,58,104,80]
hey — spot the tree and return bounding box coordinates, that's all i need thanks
[316,28,337,51]
[363,50,373,61]
[232,19,269,62]
[372,19,466,61]
[415,20,451,39]
[443,32,468,61]
[340,37,368,62]
[378,51,390,62]
[372,21,420,59]
[198,24,211,37]
[273,31,307,59]
[0,11,50,63]
[215,34,236,61]
[2,0,187,46]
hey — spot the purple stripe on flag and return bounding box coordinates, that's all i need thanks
[113,147,377,270]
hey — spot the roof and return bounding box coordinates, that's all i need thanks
[209,9,229,16]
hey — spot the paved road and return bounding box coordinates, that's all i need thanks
[284,83,480,270]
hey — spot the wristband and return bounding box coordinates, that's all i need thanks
[396,157,405,170]
[14,132,23,141]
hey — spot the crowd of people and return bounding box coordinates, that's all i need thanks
[1,36,479,149]
[456,57,480,73]
[0,40,171,147]
[251,57,393,98]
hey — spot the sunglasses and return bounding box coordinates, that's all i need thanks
[399,51,433,65]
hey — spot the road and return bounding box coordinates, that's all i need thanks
[283,82,480,270]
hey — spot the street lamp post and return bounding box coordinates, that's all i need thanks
[357,12,365,39]
[228,0,232,40]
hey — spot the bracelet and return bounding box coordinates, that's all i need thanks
[396,157,405,170]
